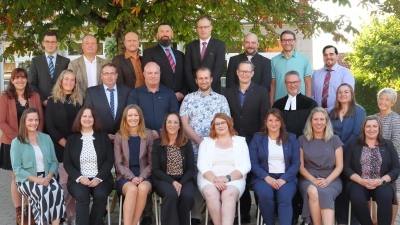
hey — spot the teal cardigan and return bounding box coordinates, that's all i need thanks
[10,132,59,183]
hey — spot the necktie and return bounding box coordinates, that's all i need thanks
[48,55,54,78]
[107,88,115,119]
[201,42,207,60]
[322,69,332,108]
[165,48,175,73]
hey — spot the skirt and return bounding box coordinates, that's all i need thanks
[0,143,12,170]
[116,177,153,195]
[17,177,66,225]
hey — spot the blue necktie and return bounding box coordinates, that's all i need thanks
[48,55,54,78]
[107,88,115,119]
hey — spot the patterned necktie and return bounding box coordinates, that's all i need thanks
[107,88,115,119]
[48,55,54,78]
[201,42,207,60]
[165,48,175,73]
[322,69,332,108]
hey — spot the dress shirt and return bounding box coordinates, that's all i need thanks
[238,85,250,109]
[160,45,176,64]
[284,94,298,110]
[103,84,118,112]
[271,50,312,101]
[79,131,98,179]
[199,36,211,53]
[125,51,144,87]
[83,56,98,87]
[45,52,57,67]
[312,63,355,112]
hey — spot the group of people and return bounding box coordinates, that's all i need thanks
[0,15,399,225]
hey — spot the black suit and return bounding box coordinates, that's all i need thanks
[226,53,272,92]
[112,54,141,88]
[84,84,132,135]
[185,38,226,93]
[143,45,187,95]
[29,54,70,102]
[64,131,114,225]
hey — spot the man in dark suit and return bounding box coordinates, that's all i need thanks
[112,32,144,89]
[225,60,270,223]
[185,16,226,94]
[84,63,132,142]
[29,31,70,106]
[143,23,187,102]
[226,33,272,92]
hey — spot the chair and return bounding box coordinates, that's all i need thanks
[205,200,241,225]
[118,195,140,225]
[256,205,264,225]
[348,197,374,224]
[153,193,192,225]
[21,197,32,225]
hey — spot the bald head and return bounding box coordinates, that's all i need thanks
[144,62,161,88]
[243,33,259,56]
[124,32,140,53]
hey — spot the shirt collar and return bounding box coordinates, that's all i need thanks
[45,52,57,58]
[103,84,117,92]
[237,82,252,93]
[196,89,214,96]
[280,50,297,58]
[146,85,160,93]
[83,55,97,63]
[199,36,211,44]
[159,44,172,50]
[124,51,140,60]
[324,62,339,71]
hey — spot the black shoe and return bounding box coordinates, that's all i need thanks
[191,218,201,225]
[233,214,251,224]
[141,216,152,225]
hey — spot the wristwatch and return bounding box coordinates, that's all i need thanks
[381,179,387,185]
[226,175,231,182]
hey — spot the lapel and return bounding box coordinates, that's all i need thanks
[156,45,174,73]
[115,85,125,118]
[96,56,103,85]
[122,138,130,163]
[98,85,113,117]
[74,133,83,162]
[123,56,135,75]
[194,40,201,61]
[203,38,214,61]
[261,135,269,164]
[241,83,256,110]
[78,56,88,87]
[40,54,51,76]
[139,138,147,159]
[282,140,290,169]
[10,98,17,125]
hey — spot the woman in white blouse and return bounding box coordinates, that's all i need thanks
[64,106,114,225]
[197,113,251,225]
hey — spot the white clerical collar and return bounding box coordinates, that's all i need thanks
[284,94,297,110]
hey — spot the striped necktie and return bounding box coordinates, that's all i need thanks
[48,55,54,78]
[322,69,332,108]
[107,88,115,119]
[201,42,207,60]
[165,48,175,73]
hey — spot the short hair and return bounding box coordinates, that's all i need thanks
[303,107,334,141]
[377,88,397,104]
[159,112,187,147]
[195,67,212,78]
[258,108,289,145]
[71,106,102,132]
[285,70,300,80]
[331,83,356,119]
[43,31,58,41]
[3,68,32,100]
[322,45,338,55]
[17,108,40,144]
[82,34,96,42]
[280,30,296,40]
[209,113,238,139]
[197,16,212,24]
[159,22,172,29]
[358,115,385,146]
[118,104,147,140]
[51,69,83,106]
[100,63,118,74]
[238,61,255,71]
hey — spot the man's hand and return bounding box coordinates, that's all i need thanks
[108,134,115,142]
[42,100,48,107]
[151,130,160,139]
[175,92,184,101]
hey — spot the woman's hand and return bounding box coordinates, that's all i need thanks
[365,179,381,189]
[214,180,227,191]
[315,178,330,188]
[216,176,229,183]
[132,177,144,185]
[172,181,182,196]
[277,179,286,188]
[35,177,50,186]
[264,176,279,190]
[79,177,91,186]
[88,178,101,187]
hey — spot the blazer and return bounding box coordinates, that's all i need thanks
[45,97,82,162]
[29,54,70,102]
[344,139,400,196]
[114,130,154,181]
[0,93,44,144]
[152,138,194,188]
[112,54,141,88]
[226,53,272,92]
[249,133,301,185]
[225,82,270,145]
[10,132,58,183]
[68,56,108,97]
[330,105,366,150]
[64,131,114,185]
[84,84,132,135]
[143,45,187,95]
[197,136,251,179]
[185,37,226,93]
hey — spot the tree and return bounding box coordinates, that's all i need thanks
[346,15,400,89]
[0,0,388,61]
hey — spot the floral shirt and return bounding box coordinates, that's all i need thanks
[376,111,400,155]
[180,90,230,160]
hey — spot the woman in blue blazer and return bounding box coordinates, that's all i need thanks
[249,108,300,225]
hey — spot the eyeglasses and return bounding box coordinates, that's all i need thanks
[197,26,211,29]
[285,80,300,86]
[166,120,180,125]
[281,39,295,43]
[43,41,58,45]
[102,72,117,77]
[214,121,227,126]
[237,70,253,75]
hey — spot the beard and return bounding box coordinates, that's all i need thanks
[245,48,257,56]
[158,38,172,47]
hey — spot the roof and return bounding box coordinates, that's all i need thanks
[337,53,351,69]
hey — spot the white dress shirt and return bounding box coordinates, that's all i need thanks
[84,56,97,87]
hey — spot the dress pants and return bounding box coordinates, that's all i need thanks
[68,179,113,225]
[155,180,195,225]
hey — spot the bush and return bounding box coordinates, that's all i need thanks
[354,76,378,116]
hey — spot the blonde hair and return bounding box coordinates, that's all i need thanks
[303,107,334,141]
[51,69,83,106]
[118,104,147,140]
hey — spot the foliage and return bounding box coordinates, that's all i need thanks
[354,76,378,116]
[104,40,118,61]
[346,16,400,90]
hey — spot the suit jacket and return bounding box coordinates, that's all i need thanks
[64,131,114,185]
[112,54,141,88]
[0,93,44,144]
[249,133,300,185]
[10,132,58,183]
[152,138,194,188]
[225,82,270,145]
[68,56,108,97]
[330,105,366,150]
[185,38,226,93]
[143,45,187,95]
[114,130,154,181]
[226,53,272,92]
[84,84,132,135]
[29,54,70,102]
